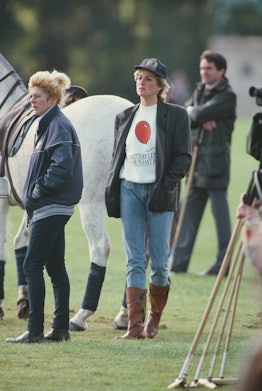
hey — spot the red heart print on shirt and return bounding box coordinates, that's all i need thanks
[135,121,151,144]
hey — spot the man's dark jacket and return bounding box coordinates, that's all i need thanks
[187,77,237,189]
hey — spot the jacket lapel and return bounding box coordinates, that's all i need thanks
[114,105,138,163]
[155,101,167,180]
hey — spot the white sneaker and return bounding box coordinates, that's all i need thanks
[113,306,128,330]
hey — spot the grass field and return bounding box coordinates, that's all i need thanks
[1,116,262,391]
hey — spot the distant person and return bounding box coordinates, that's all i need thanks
[171,50,237,276]
[64,85,88,105]
[6,69,83,343]
[168,69,190,106]
[105,57,191,339]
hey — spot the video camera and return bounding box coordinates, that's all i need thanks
[245,86,262,204]
[246,86,262,163]
[249,86,262,107]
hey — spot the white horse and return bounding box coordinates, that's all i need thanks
[0,54,133,327]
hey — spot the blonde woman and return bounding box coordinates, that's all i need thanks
[7,70,83,343]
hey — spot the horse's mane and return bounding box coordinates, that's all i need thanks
[0,53,28,121]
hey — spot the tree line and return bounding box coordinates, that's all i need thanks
[1,0,261,102]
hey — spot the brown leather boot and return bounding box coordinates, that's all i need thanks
[144,283,170,338]
[116,287,146,339]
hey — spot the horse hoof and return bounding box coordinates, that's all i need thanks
[69,321,86,332]
[113,307,128,330]
[17,300,29,319]
[0,306,4,319]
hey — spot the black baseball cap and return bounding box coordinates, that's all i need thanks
[134,58,167,79]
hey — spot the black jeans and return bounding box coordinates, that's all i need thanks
[24,215,70,332]
[172,188,231,273]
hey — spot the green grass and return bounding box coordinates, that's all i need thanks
[1,116,262,391]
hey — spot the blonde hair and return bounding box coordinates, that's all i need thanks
[134,70,170,102]
[28,70,71,106]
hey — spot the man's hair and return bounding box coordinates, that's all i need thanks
[200,50,227,73]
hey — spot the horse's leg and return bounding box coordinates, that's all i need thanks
[0,177,10,319]
[113,286,128,330]
[13,211,30,319]
[69,200,111,331]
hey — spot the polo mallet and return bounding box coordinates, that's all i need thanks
[197,247,244,389]
[168,130,204,272]
[189,239,243,388]
[167,171,261,389]
[211,253,245,387]
[167,219,243,389]
[211,187,262,387]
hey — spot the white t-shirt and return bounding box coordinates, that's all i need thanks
[120,104,157,183]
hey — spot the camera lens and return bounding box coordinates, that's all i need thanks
[249,86,262,98]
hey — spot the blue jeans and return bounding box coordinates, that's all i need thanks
[24,215,70,332]
[120,180,174,289]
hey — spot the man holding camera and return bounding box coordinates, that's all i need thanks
[171,50,237,276]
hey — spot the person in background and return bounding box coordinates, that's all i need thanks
[105,58,191,339]
[171,50,237,276]
[6,69,83,343]
[64,85,88,105]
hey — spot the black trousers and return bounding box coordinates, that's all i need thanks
[24,215,70,332]
[172,187,231,273]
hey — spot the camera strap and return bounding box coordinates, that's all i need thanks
[254,170,262,200]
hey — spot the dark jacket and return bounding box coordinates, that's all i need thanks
[187,77,237,189]
[105,99,192,218]
[23,105,83,219]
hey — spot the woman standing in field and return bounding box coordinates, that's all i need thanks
[105,58,191,339]
[6,69,83,343]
